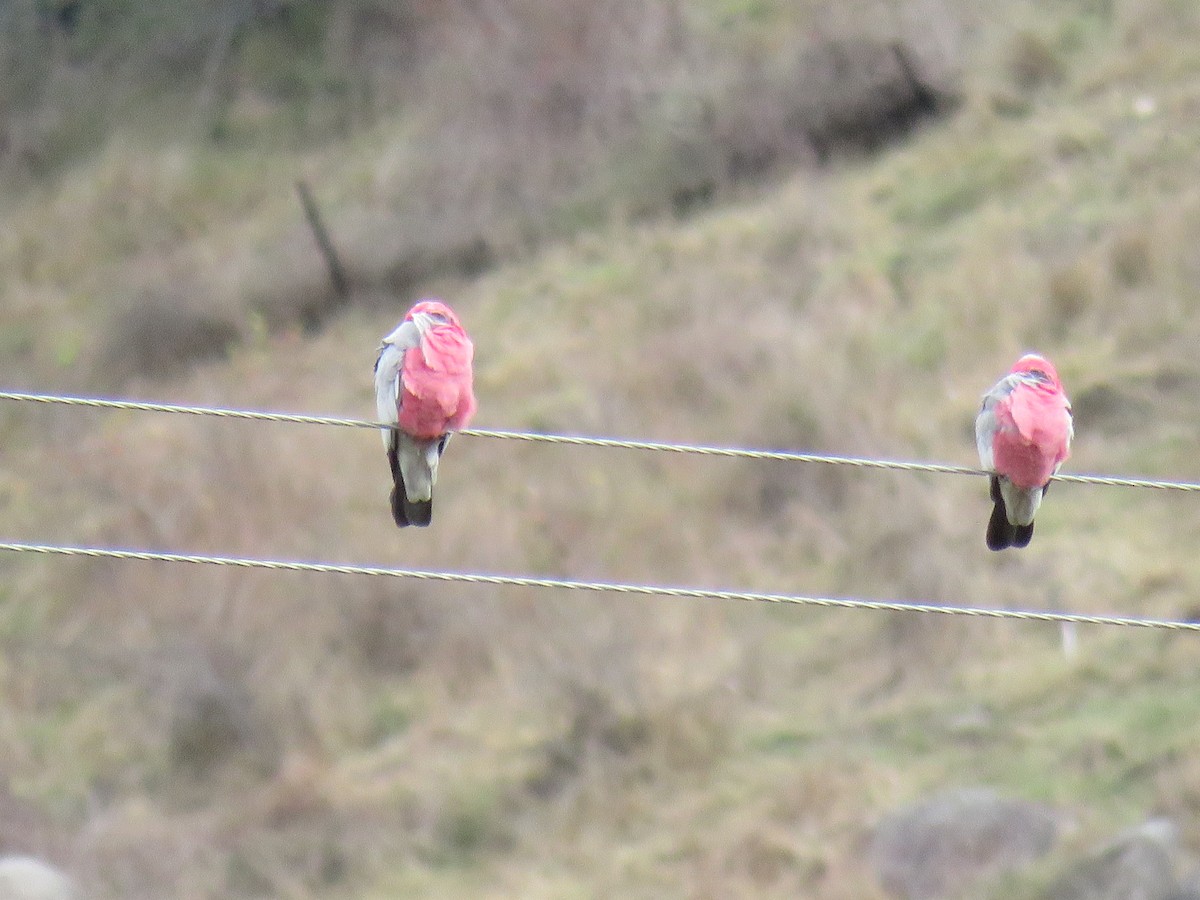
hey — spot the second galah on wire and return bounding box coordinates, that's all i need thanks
[374,299,476,527]
[975,353,1073,551]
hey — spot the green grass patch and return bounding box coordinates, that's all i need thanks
[887,141,1037,228]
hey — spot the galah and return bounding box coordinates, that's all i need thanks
[374,299,476,527]
[975,353,1073,550]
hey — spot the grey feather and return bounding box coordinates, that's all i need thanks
[975,372,1025,471]
[374,319,422,452]
[999,479,1043,527]
[374,313,453,529]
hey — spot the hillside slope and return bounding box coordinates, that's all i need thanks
[3,0,1200,897]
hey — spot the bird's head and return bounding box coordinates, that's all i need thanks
[405,299,460,330]
[1010,353,1062,389]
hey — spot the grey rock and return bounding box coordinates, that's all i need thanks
[870,786,1059,899]
[1042,819,1179,900]
[1167,866,1200,899]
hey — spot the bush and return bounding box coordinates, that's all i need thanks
[104,291,240,381]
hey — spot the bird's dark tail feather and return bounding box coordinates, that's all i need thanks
[1012,521,1034,548]
[986,502,1015,551]
[390,484,410,528]
[387,445,410,528]
[986,476,1014,551]
[1010,483,1047,549]
[403,497,433,527]
[386,444,433,527]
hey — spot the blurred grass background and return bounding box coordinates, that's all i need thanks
[3,0,1200,896]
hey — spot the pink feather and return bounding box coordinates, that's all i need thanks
[989,355,1071,490]
[397,302,476,440]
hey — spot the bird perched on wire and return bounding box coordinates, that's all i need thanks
[374,299,476,527]
[975,353,1073,550]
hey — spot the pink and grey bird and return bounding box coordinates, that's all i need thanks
[374,299,476,527]
[975,353,1073,550]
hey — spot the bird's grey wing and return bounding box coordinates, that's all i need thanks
[974,373,1023,470]
[374,320,422,450]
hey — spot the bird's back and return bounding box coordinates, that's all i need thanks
[992,385,1071,489]
[399,324,476,438]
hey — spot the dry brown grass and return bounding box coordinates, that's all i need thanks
[2,0,974,393]
[1008,31,1068,94]
[5,0,1200,897]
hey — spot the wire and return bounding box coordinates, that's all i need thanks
[1,540,1198,631]
[0,390,974,474]
[3,390,1199,491]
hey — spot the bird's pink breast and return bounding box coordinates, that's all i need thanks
[992,387,1071,489]
[398,326,476,439]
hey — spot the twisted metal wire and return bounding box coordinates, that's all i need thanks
[3,390,1198,490]
[1,540,1198,631]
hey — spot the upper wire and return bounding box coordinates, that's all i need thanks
[3,390,1199,491]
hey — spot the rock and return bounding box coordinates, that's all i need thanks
[786,39,955,163]
[869,786,1059,899]
[1168,867,1200,900]
[0,856,74,900]
[167,652,258,777]
[105,288,240,383]
[1042,819,1178,900]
